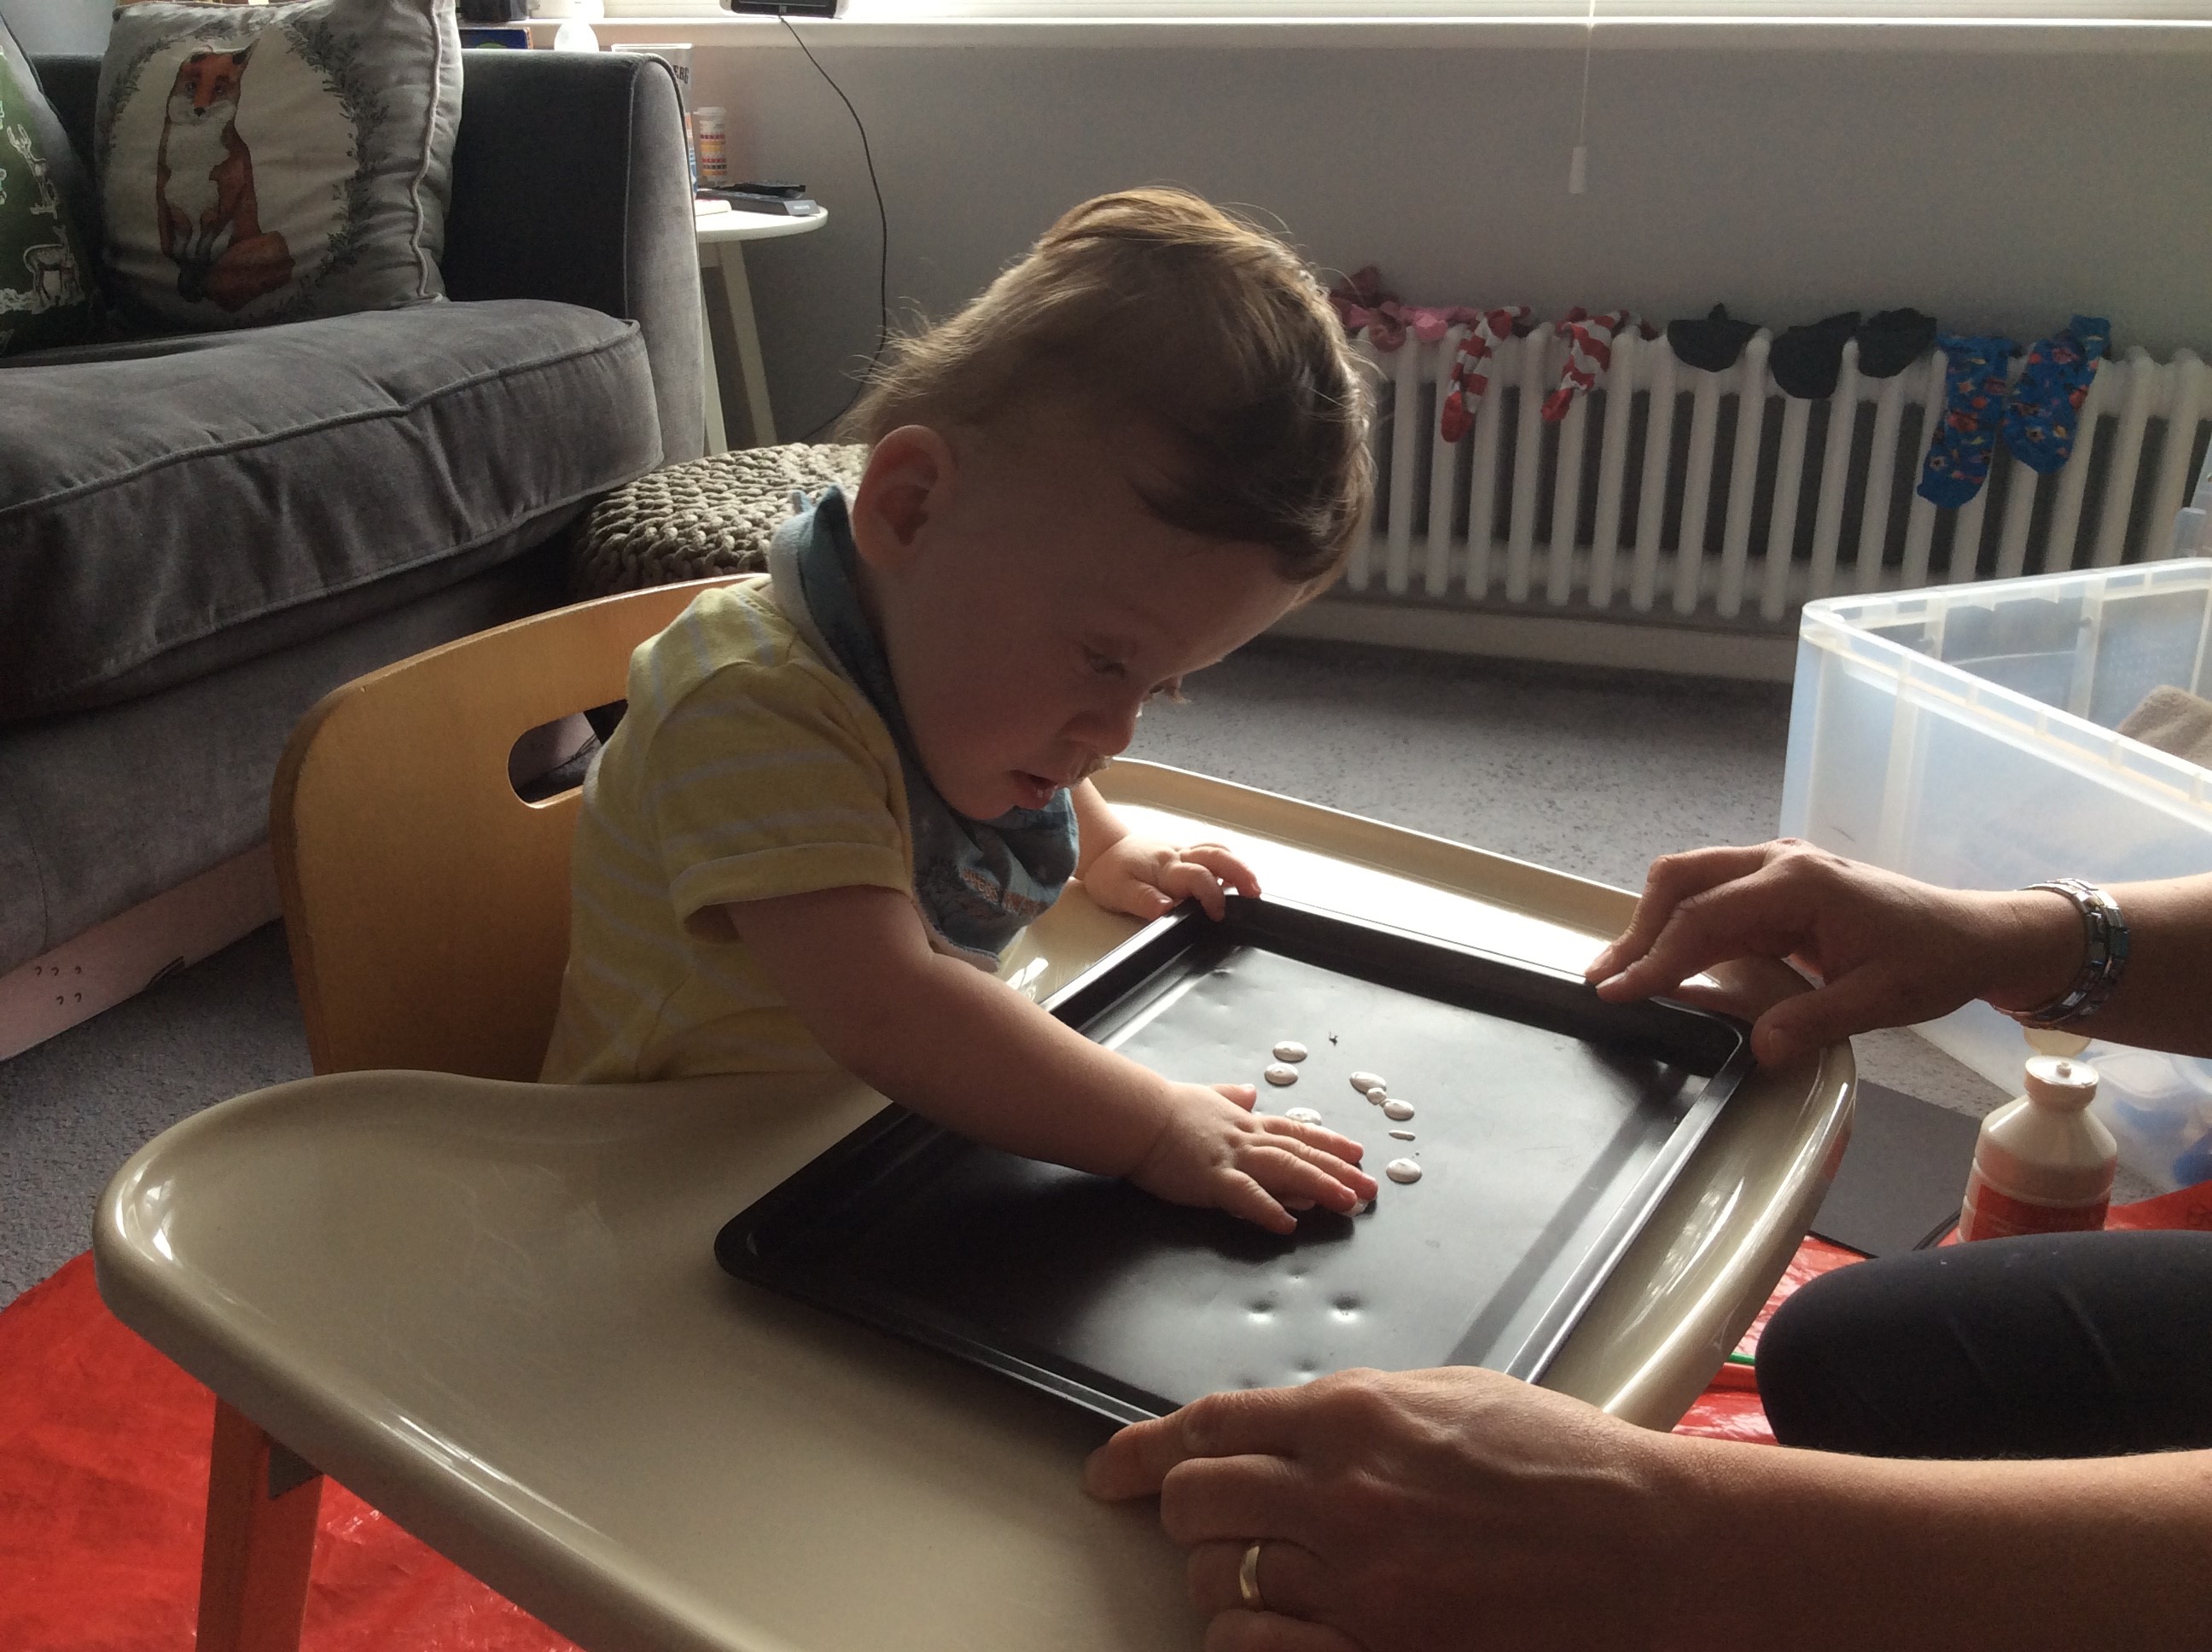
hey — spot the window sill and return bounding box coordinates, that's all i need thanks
[548,13,2212,49]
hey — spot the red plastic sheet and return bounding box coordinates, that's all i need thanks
[2103,1179,2212,1231]
[0,1254,576,1652]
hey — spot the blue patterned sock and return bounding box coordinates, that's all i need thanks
[1918,335,2016,509]
[2001,315,2110,475]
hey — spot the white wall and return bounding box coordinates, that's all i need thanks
[21,2,2203,450]
[661,24,2212,445]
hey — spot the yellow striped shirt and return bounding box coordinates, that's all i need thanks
[539,578,913,1082]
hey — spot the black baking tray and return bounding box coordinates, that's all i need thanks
[715,895,1753,1425]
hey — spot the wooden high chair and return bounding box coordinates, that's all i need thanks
[272,576,741,1084]
[203,576,736,1652]
[94,579,1855,1652]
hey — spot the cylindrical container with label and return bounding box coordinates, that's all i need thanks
[1959,1055,2117,1242]
[693,105,729,188]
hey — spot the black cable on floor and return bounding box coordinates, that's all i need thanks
[783,14,888,442]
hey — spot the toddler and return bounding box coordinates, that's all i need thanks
[542,189,1377,1232]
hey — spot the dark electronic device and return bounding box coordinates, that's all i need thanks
[721,0,843,15]
[716,896,1753,1425]
[696,188,822,217]
[732,181,808,199]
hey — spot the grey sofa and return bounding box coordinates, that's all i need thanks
[0,48,701,988]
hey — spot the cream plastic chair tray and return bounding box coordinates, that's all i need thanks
[97,760,1853,1652]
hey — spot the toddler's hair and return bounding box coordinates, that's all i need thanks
[841,188,1372,585]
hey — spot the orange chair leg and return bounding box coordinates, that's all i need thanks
[195,1398,325,1652]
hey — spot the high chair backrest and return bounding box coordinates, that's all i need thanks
[271,578,741,1078]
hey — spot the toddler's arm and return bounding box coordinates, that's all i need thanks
[1072,780,1260,921]
[724,885,1376,1232]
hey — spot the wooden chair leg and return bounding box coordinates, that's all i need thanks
[196,1398,325,1652]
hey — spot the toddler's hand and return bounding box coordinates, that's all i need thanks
[1129,1083,1377,1235]
[1084,836,1260,922]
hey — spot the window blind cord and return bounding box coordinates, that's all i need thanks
[783,14,890,442]
[1569,0,1594,194]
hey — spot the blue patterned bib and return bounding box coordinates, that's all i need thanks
[769,490,1079,967]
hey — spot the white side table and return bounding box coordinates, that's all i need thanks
[695,203,829,453]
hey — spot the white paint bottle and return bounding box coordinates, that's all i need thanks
[1959,1055,2116,1243]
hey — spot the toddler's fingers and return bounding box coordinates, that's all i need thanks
[1214,1082,1260,1112]
[1156,859,1230,920]
[1249,1131,1377,1201]
[1259,1115,1366,1164]
[1215,1172,1298,1235]
[1180,844,1262,899]
[1121,881,1176,918]
[1242,1145,1371,1214]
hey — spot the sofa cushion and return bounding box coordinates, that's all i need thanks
[0,549,563,976]
[0,295,661,722]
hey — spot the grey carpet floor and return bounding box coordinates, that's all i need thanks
[0,637,2015,1309]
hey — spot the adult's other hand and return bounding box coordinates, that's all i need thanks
[1085,1366,1692,1652]
[1583,841,2077,1065]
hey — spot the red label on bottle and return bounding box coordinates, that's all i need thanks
[1959,1174,2108,1243]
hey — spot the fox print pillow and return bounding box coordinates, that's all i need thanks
[95,0,461,330]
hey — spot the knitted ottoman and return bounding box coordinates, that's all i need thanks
[570,443,870,599]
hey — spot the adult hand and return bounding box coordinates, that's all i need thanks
[1583,841,2080,1064]
[1091,1365,2212,1652]
[1085,1367,1697,1652]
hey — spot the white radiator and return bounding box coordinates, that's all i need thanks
[1301,324,2212,680]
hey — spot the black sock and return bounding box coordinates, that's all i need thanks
[1771,311,1860,398]
[1855,308,1938,380]
[1666,304,1760,372]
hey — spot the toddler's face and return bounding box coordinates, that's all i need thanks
[851,417,1306,823]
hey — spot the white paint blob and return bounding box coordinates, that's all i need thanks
[1263,1063,1300,1087]
[1284,1107,1324,1124]
[1272,1039,1309,1062]
[1388,1128,1416,1141]
[1385,1159,1423,1184]
[1382,1098,1414,1121]
[1349,1072,1387,1096]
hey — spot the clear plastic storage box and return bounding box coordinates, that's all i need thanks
[1781,560,2212,1190]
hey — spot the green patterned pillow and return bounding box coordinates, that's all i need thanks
[0,17,96,356]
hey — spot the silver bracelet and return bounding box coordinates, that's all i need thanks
[2006,878,2130,1030]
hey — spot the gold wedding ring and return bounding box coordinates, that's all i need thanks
[1238,1539,1266,1612]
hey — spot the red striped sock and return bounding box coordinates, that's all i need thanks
[1439,306,1531,444]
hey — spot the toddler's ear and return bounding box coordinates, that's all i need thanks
[851,424,955,573]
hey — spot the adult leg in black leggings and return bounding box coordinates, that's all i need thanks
[1759,1230,2212,1459]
